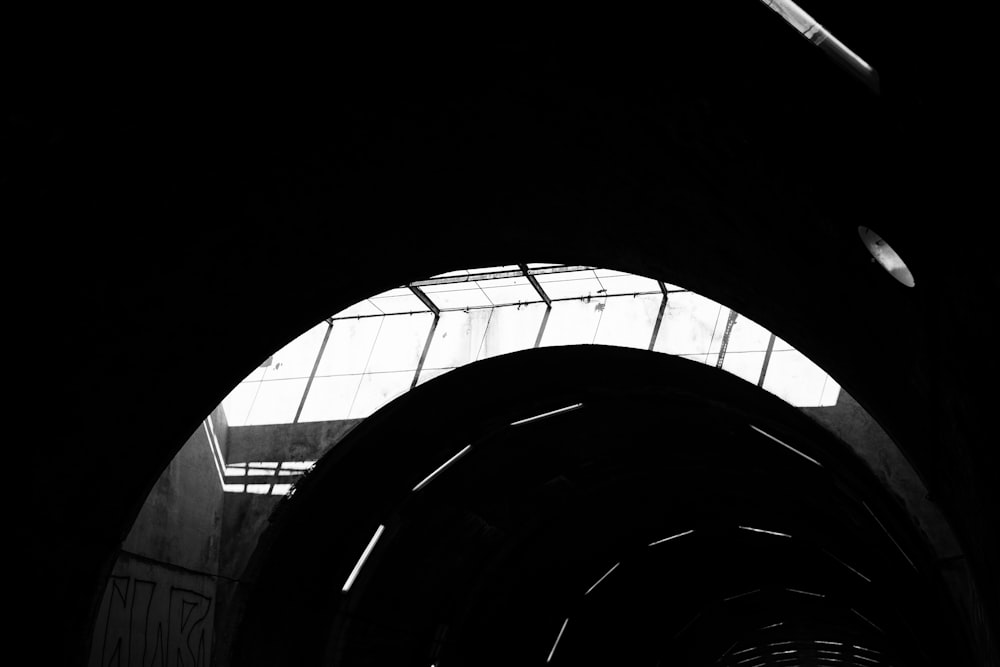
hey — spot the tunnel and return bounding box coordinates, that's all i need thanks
[13,2,998,665]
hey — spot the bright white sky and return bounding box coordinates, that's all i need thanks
[222,265,840,428]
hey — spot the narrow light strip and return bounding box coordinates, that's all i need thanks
[648,529,694,547]
[862,501,917,570]
[342,524,386,592]
[749,424,823,467]
[584,562,620,595]
[412,445,473,492]
[717,641,739,661]
[670,612,702,640]
[723,588,761,602]
[823,549,872,583]
[759,622,784,630]
[739,525,792,538]
[759,0,878,91]
[786,587,825,598]
[511,402,583,426]
[546,618,569,663]
[851,608,884,633]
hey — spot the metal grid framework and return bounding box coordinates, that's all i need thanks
[719,636,890,666]
[221,265,841,428]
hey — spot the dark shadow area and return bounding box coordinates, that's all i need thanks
[11,4,998,663]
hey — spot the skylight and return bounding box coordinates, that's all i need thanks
[221,264,843,427]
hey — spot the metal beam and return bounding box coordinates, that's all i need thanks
[534,305,552,348]
[758,333,777,387]
[408,285,440,316]
[408,264,593,287]
[520,263,552,307]
[327,289,677,322]
[294,321,334,423]
[410,313,440,389]
[648,291,668,351]
[715,310,739,369]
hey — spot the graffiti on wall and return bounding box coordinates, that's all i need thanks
[90,568,214,667]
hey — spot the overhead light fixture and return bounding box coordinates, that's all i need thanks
[739,525,793,538]
[584,562,620,596]
[342,524,386,592]
[546,618,570,663]
[510,402,583,426]
[858,226,916,287]
[412,444,472,492]
[760,0,879,93]
[648,529,694,547]
[749,424,823,467]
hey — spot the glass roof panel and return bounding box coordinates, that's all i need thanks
[244,378,308,425]
[222,382,259,427]
[349,371,415,418]
[599,274,663,296]
[419,281,493,309]
[535,272,605,300]
[541,297,607,347]
[415,367,455,386]
[365,313,435,373]
[297,375,362,422]
[477,276,542,306]
[315,317,383,376]
[721,350,767,385]
[369,292,430,314]
[592,268,629,278]
[332,299,384,319]
[652,292,725,356]
[423,309,493,370]
[592,293,662,349]
[260,322,328,381]
[679,352,710,365]
[762,350,831,407]
[373,287,413,298]
[773,336,795,352]
[220,265,850,427]
[478,303,548,360]
[243,362,268,383]
[819,375,842,407]
[726,315,773,353]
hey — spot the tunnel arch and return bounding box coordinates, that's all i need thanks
[229,346,971,666]
[118,251,975,665]
[31,12,996,666]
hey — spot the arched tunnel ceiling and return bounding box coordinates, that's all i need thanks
[11,4,998,664]
[233,347,967,665]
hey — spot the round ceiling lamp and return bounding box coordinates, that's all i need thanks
[858,226,915,287]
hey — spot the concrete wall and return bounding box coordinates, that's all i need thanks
[220,419,362,581]
[87,552,216,667]
[88,413,361,667]
[89,406,228,667]
[89,387,973,665]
